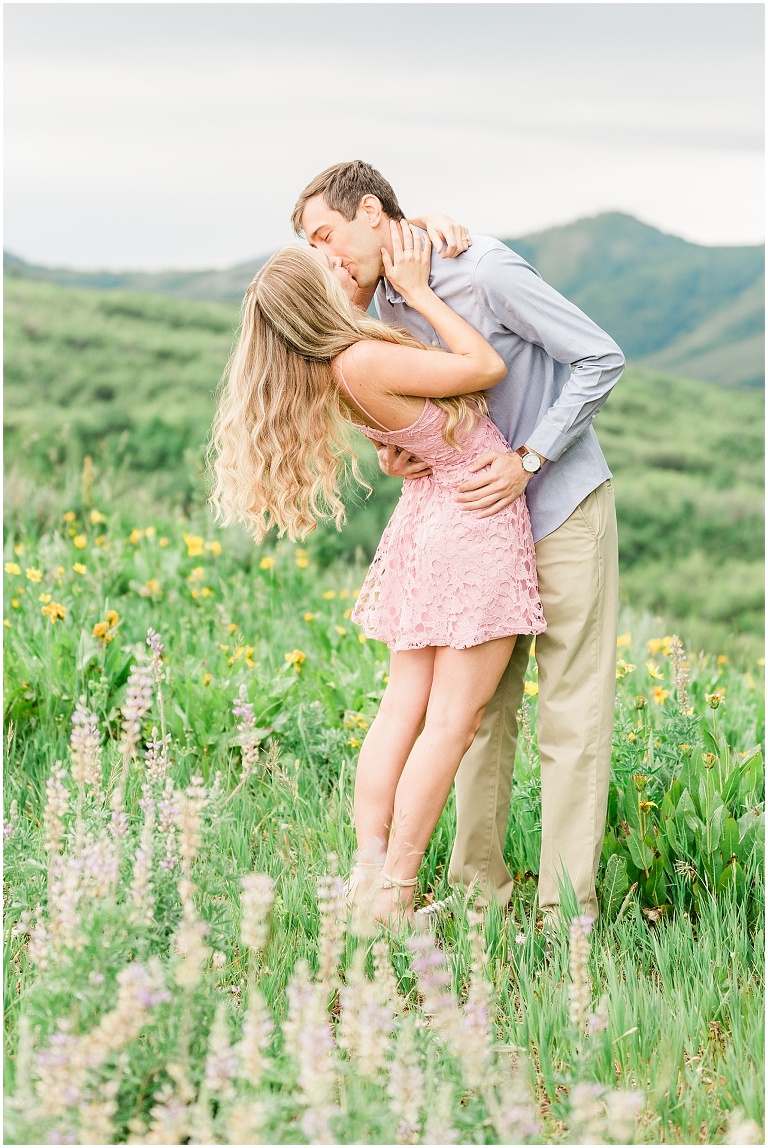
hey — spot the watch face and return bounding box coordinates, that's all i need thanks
[522,453,540,473]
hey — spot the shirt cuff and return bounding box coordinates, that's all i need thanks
[524,424,574,463]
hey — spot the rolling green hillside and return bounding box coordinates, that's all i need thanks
[507,213,764,386]
[3,276,763,655]
[5,211,764,387]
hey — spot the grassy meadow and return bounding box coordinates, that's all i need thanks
[3,272,765,1143]
[2,469,765,1144]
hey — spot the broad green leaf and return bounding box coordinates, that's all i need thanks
[736,811,765,865]
[626,829,654,871]
[600,852,629,919]
[719,816,740,863]
[623,776,642,835]
[721,764,746,812]
[642,856,668,906]
[717,859,748,901]
[697,803,725,855]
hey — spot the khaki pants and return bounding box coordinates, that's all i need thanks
[448,480,619,920]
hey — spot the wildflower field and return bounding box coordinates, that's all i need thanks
[2,464,764,1146]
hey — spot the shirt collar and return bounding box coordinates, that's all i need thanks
[383,278,404,305]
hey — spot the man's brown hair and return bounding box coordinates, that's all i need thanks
[291,160,405,236]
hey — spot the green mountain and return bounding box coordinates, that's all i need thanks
[506,213,764,387]
[4,211,764,387]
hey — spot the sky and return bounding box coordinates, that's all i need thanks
[3,2,765,270]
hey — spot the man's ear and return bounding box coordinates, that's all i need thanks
[359,194,384,228]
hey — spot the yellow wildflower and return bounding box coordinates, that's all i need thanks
[138,579,161,597]
[259,556,274,570]
[183,533,205,557]
[11,599,19,609]
[678,744,692,755]
[93,610,119,644]
[191,588,200,599]
[716,655,728,666]
[56,566,65,576]
[25,568,42,583]
[335,626,347,637]
[227,623,238,633]
[706,693,723,710]
[3,619,10,629]
[159,537,169,548]
[129,529,143,545]
[757,657,765,667]
[348,738,361,749]
[646,662,665,680]
[295,556,309,569]
[285,649,306,673]
[94,535,106,547]
[304,613,315,622]
[201,587,213,597]
[647,636,674,656]
[203,673,213,686]
[205,540,221,555]
[633,774,647,791]
[188,567,205,583]
[89,509,106,524]
[627,731,636,741]
[617,633,632,649]
[219,644,229,652]
[62,511,76,523]
[339,588,350,599]
[41,601,66,623]
[4,562,21,576]
[358,634,367,644]
[639,801,657,815]
[144,525,156,538]
[13,544,24,556]
[524,681,539,696]
[73,535,87,549]
[322,590,336,600]
[652,687,670,705]
[343,608,353,618]
[616,659,636,679]
[39,593,52,604]
[73,563,87,575]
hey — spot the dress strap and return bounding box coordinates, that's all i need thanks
[336,351,393,434]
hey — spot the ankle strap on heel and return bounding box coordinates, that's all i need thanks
[380,873,418,890]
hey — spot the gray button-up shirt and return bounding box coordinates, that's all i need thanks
[374,233,625,542]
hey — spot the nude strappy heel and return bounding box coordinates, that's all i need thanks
[345,862,384,908]
[379,873,418,891]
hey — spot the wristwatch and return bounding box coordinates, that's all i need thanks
[516,445,543,474]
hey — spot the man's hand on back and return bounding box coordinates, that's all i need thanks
[375,443,433,480]
[456,452,533,517]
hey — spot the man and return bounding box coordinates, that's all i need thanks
[293,160,624,922]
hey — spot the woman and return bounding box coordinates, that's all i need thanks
[209,221,546,924]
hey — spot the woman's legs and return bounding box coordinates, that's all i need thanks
[353,646,435,861]
[375,636,517,921]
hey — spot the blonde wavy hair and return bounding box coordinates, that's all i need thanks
[208,246,487,542]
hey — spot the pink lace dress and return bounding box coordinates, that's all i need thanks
[340,372,547,652]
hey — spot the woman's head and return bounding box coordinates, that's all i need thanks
[208,245,371,544]
[208,244,487,544]
[246,245,358,361]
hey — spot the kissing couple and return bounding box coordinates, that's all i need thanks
[210,160,624,928]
